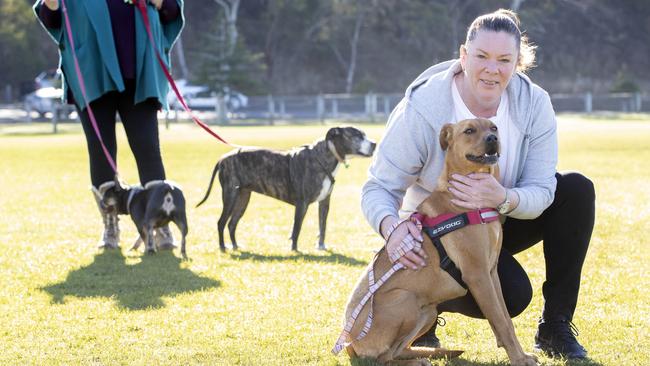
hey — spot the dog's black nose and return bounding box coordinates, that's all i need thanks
[485,134,499,154]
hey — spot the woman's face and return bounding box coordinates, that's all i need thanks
[460,30,518,108]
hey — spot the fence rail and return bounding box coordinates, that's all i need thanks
[4,91,649,127]
[165,91,649,125]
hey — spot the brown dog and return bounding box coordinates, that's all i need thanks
[337,119,538,366]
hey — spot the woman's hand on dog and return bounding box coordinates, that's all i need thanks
[381,216,427,270]
[448,173,509,210]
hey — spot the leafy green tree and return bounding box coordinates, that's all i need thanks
[0,0,58,99]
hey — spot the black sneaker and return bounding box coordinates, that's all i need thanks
[412,317,445,348]
[534,318,587,359]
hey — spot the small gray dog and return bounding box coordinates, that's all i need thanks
[100,178,188,257]
[196,126,376,251]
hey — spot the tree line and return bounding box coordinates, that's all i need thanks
[1,0,648,100]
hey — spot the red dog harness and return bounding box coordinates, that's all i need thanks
[332,208,500,354]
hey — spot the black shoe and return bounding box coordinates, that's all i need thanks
[534,318,587,359]
[412,317,445,348]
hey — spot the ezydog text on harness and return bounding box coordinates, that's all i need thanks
[412,208,500,288]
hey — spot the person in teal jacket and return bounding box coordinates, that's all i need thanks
[34,0,184,250]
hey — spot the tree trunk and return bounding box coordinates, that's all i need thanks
[173,37,190,80]
[214,0,240,59]
[345,9,365,94]
[511,0,525,11]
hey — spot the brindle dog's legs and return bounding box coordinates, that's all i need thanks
[316,196,330,250]
[290,201,308,251]
[227,189,251,250]
[218,186,238,251]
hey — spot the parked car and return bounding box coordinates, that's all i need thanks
[167,79,248,111]
[24,87,62,118]
[34,69,61,89]
[23,70,75,120]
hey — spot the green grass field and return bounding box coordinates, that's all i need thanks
[1,114,648,365]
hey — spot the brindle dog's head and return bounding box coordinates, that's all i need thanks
[326,126,376,159]
[439,118,500,175]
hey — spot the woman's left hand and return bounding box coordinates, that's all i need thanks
[448,172,507,210]
[149,0,163,10]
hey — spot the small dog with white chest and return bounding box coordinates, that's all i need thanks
[99,177,188,258]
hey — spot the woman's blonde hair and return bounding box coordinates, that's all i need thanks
[465,9,537,73]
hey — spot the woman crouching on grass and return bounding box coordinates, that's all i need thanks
[361,9,595,359]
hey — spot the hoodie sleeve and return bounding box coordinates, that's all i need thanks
[361,99,433,234]
[507,89,558,219]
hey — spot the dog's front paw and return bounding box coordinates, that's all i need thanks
[315,242,327,251]
[512,353,539,366]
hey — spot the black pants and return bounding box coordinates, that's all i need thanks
[76,80,165,188]
[439,172,595,321]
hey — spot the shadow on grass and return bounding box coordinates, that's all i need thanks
[40,249,220,311]
[229,250,368,266]
[351,356,604,366]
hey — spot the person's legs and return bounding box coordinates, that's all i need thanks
[76,94,121,248]
[437,249,533,318]
[412,248,532,347]
[77,94,119,188]
[116,82,165,185]
[502,174,594,321]
[117,84,174,249]
[515,172,594,359]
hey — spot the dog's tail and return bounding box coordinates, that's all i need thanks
[196,161,220,207]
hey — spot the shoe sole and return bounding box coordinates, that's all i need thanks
[533,343,587,359]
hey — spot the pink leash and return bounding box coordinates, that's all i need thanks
[59,0,234,176]
[134,0,231,145]
[60,0,118,173]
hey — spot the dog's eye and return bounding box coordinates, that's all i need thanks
[463,128,476,134]
[490,126,498,132]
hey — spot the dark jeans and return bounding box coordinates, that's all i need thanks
[438,172,595,321]
[76,81,165,188]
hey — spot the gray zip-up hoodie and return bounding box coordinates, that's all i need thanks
[361,60,558,234]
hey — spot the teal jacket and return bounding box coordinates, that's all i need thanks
[33,1,184,110]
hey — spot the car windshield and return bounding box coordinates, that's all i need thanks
[34,87,63,99]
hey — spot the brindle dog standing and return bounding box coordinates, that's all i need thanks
[340,119,538,366]
[196,126,375,252]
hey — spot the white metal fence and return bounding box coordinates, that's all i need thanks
[165,91,649,125]
[3,91,649,128]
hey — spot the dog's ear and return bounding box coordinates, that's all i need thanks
[326,127,342,141]
[439,123,454,151]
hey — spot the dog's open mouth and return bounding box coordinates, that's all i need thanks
[466,152,499,165]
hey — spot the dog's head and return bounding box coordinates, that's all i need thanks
[326,126,376,160]
[439,118,500,174]
[99,176,132,215]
